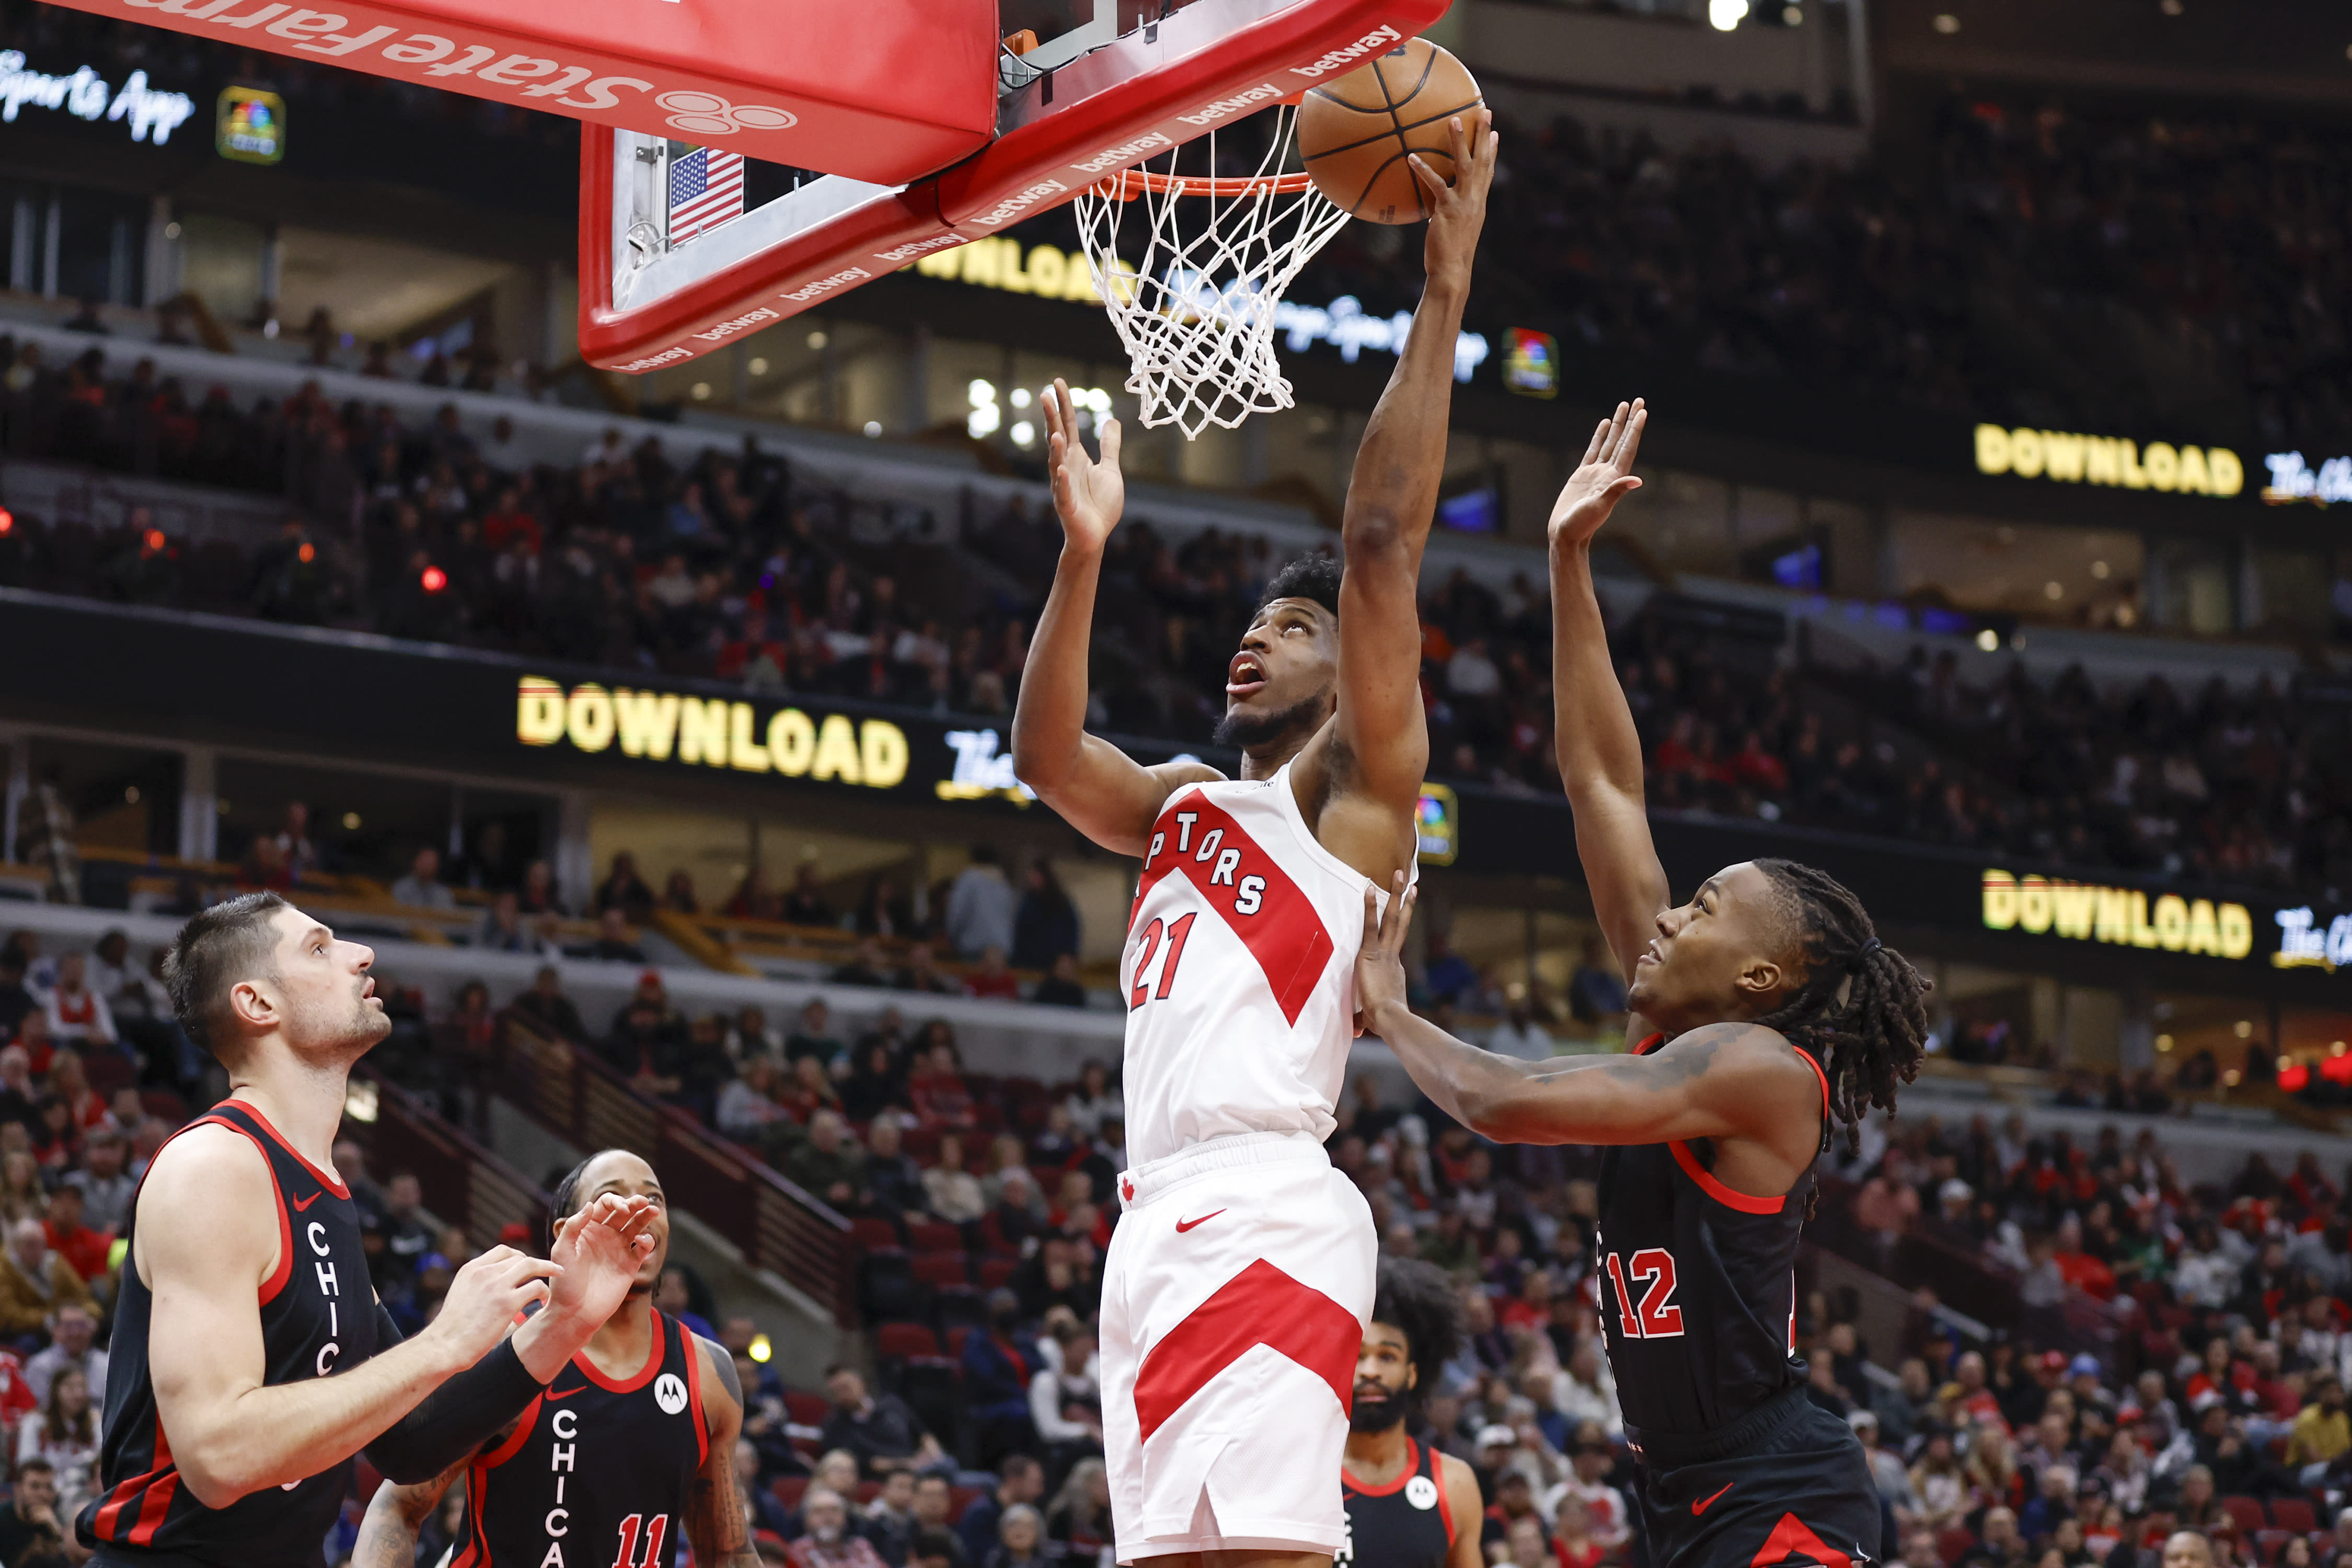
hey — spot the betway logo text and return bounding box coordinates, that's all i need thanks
[872,235,964,264]
[613,346,694,373]
[967,179,1067,229]
[1178,82,1283,126]
[779,267,868,303]
[1072,131,1171,175]
[1289,26,1400,78]
[691,306,777,342]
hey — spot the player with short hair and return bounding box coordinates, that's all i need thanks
[352,1147,755,1568]
[1011,110,1500,1568]
[81,892,657,1566]
[1340,1259,1481,1568]
[1353,404,1931,1568]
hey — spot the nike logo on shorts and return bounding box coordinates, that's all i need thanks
[1692,1482,1733,1516]
[291,1190,323,1212]
[1174,1210,1226,1233]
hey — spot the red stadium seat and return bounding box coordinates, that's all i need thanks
[907,1221,963,1253]
[2220,1497,2268,1537]
[2267,1499,2316,1534]
[1938,1527,1976,1566]
[911,1253,969,1288]
[977,1257,1018,1289]
[946,1325,973,1360]
[850,1218,902,1253]
[901,1126,942,1163]
[784,1390,830,1427]
[856,1481,881,1505]
[774,1477,809,1510]
[2254,1530,2292,1564]
[950,1485,984,1523]
[875,1322,940,1359]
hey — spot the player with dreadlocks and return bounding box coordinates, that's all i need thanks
[1340,1258,1481,1568]
[1355,400,1929,1568]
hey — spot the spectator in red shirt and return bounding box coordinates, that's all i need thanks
[2051,1214,2116,1300]
[1728,729,1789,793]
[39,1186,108,1286]
[909,1041,978,1131]
[963,946,1020,1002]
[480,487,541,552]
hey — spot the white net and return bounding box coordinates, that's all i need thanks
[1071,104,1351,440]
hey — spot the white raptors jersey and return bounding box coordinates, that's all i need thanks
[1120,763,1410,1168]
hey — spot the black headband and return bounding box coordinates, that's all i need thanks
[1848,937,1882,973]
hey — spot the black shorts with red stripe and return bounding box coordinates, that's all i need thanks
[1627,1388,1882,1568]
[80,1100,377,1566]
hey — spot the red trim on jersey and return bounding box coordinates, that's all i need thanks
[575,1309,667,1393]
[1667,1139,1785,1215]
[191,1112,296,1304]
[480,1395,544,1467]
[129,1418,178,1544]
[457,1458,492,1567]
[221,1097,352,1198]
[1633,1032,1664,1055]
[1133,1259,1359,1444]
[683,1324,710,1469]
[1791,1046,1829,1120]
[1342,1435,1421,1497]
[91,1411,173,1539]
[1132,790,1336,1028]
[1435,1450,1458,1546]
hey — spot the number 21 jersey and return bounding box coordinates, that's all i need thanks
[1121,764,1407,1168]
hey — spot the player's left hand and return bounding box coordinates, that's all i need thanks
[1411,107,1497,286]
[544,1193,658,1326]
[1353,871,1416,1038]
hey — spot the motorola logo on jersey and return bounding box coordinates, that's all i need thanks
[1403,1475,1438,1510]
[654,1373,688,1415]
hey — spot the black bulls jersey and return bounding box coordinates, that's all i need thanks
[1595,1034,1827,1442]
[1341,1437,1455,1568]
[82,1098,379,1565]
[453,1308,709,1568]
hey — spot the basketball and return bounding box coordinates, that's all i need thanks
[1296,38,1484,224]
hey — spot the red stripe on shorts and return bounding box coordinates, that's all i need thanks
[1133,1258,1361,1443]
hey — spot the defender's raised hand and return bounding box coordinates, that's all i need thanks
[1043,377,1124,555]
[1410,108,1500,286]
[1549,398,1647,549]
[1353,872,1418,1039]
[543,1192,659,1328]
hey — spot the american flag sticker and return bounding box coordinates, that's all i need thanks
[668,146,745,243]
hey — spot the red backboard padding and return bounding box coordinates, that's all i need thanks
[35,0,996,185]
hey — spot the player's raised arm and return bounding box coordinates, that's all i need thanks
[1012,379,1220,856]
[138,1126,568,1507]
[1548,400,1671,998]
[1355,880,1812,1149]
[1327,112,1498,829]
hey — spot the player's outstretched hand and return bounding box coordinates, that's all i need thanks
[1411,107,1497,287]
[429,1246,561,1365]
[1549,398,1646,550]
[1353,871,1417,1039]
[1043,376,1124,555]
[543,1193,659,1329]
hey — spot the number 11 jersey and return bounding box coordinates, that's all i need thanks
[1121,764,1406,1169]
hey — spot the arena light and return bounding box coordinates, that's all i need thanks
[0,508,13,535]
[297,541,315,563]
[421,564,449,593]
[2279,1063,2310,1092]
[748,1333,774,1364]
[1709,0,1748,29]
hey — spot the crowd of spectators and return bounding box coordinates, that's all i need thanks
[10,333,2347,906]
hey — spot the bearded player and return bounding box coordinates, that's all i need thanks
[82,892,656,1567]
[353,1149,755,1568]
[1354,402,1931,1568]
[1011,110,1498,1568]
[1341,1259,1480,1568]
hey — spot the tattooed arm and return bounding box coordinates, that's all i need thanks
[351,1451,472,1568]
[690,1335,760,1568]
[1356,881,1817,1154]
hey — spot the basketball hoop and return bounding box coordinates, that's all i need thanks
[1073,102,1349,440]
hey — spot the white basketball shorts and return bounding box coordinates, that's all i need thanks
[1100,1131,1376,1562]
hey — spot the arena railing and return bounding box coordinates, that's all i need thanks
[488,1010,857,1327]
[348,1066,551,1252]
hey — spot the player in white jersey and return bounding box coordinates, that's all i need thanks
[1010,110,1499,1568]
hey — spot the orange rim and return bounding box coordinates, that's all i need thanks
[1090,168,1317,201]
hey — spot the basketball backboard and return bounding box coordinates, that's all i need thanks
[577,0,1449,372]
[33,0,998,184]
